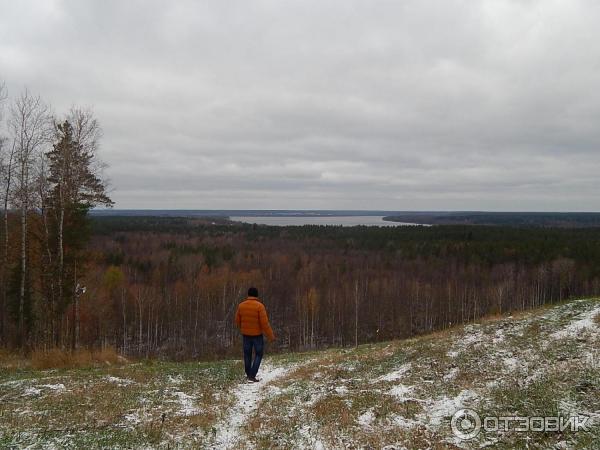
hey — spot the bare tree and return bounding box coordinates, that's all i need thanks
[0,83,10,247]
[0,139,16,344]
[9,89,52,345]
[0,80,6,133]
[68,107,102,154]
[0,80,10,341]
[354,278,359,347]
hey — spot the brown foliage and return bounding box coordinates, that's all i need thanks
[30,347,124,370]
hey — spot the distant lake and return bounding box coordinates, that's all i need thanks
[230,216,419,227]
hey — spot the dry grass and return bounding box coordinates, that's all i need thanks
[351,426,454,450]
[312,394,354,428]
[0,348,28,369]
[594,312,600,326]
[478,307,540,326]
[407,309,526,343]
[522,320,542,338]
[31,347,125,370]
[1,346,126,370]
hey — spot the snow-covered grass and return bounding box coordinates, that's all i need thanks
[1,297,599,449]
[241,297,600,449]
[0,359,241,448]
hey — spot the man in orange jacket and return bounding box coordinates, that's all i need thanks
[234,287,275,382]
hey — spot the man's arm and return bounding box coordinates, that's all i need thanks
[234,305,241,328]
[259,304,275,342]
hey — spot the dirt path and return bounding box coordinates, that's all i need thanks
[212,362,291,449]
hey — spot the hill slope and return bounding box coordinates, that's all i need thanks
[1,298,599,449]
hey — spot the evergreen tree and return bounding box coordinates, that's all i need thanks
[46,119,113,348]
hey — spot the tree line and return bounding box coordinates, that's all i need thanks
[0,82,112,351]
[16,216,597,359]
[384,212,600,227]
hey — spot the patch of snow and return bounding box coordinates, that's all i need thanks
[167,374,183,384]
[298,424,326,450]
[22,387,41,396]
[486,379,499,389]
[377,363,411,382]
[443,367,459,382]
[388,384,413,401]
[105,376,134,386]
[445,325,486,359]
[171,391,199,416]
[523,369,545,386]
[341,362,358,372]
[40,383,66,392]
[558,399,580,417]
[503,357,520,371]
[123,412,142,424]
[358,408,375,428]
[492,328,506,344]
[552,306,600,339]
[584,349,600,368]
[419,390,479,428]
[120,409,153,428]
[461,327,484,346]
[334,385,348,395]
[1,379,27,388]
[389,414,420,429]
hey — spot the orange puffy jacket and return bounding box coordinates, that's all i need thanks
[234,297,275,342]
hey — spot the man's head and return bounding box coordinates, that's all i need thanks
[248,287,258,297]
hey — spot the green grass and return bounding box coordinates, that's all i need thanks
[0,359,243,449]
[1,297,599,449]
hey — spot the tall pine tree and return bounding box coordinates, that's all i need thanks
[46,120,113,348]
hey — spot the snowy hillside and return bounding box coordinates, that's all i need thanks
[1,298,599,449]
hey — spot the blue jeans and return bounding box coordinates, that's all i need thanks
[243,334,264,378]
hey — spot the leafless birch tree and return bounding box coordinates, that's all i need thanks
[0,81,10,341]
[9,90,52,345]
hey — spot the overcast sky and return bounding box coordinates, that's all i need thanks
[1,0,599,211]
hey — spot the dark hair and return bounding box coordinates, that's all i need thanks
[248,287,258,297]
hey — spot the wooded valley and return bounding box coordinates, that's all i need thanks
[4,213,599,359]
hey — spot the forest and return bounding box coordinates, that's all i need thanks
[384,211,600,227]
[0,83,113,353]
[5,209,600,359]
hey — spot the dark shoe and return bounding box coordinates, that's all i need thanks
[248,376,260,383]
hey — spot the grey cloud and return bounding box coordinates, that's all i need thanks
[1,0,599,210]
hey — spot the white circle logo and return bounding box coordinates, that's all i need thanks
[451,408,482,440]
